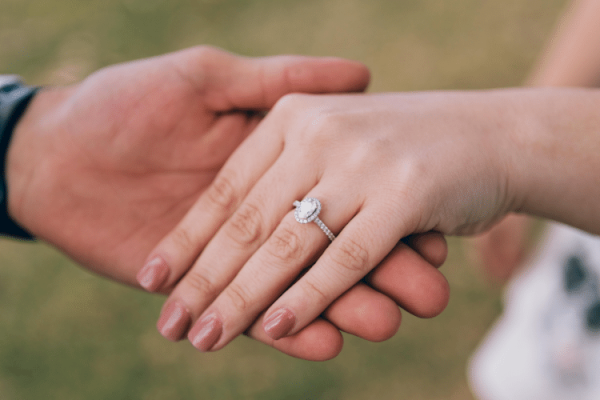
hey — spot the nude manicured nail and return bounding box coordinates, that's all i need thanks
[137,256,170,292]
[263,308,296,340]
[189,314,222,352]
[157,302,191,342]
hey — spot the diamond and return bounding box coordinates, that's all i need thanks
[292,197,335,241]
[294,198,321,223]
[298,201,316,219]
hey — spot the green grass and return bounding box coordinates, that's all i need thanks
[1,1,568,399]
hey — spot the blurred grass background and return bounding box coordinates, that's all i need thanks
[1,0,567,399]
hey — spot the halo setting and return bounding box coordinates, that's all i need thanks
[293,198,335,241]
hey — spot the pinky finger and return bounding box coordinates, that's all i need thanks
[402,232,448,268]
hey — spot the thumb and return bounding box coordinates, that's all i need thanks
[179,46,371,111]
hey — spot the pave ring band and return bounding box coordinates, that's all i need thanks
[293,198,336,241]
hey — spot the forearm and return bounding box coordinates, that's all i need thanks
[528,0,600,87]
[507,87,600,233]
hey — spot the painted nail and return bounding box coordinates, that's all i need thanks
[137,256,170,292]
[263,308,296,340]
[157,302,191,342]
[189,314,222,352]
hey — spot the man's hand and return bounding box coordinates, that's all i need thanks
[7,46,370,285]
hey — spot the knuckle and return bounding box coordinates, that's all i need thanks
[297,109,343,149]
[170,226,196,254]
[192,45,218,57]
[265,225,304,264]
[184,270,218,300]
[272,93,306,114]
[330,238,370,274]
[225,203,263,247]
[311,110,339,131]
[225,283,252,313]
[206,172,238,213]
[302,279,330,308]
[187,45,221,66]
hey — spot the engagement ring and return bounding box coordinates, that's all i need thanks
[293,198,336,241]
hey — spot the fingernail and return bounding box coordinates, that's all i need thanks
[263,308,296,340]
[189,314,222,352]
[137,256,170,292]
[157,302,191,342]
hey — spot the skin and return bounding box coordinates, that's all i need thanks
[7,46,450,361]
[470,213,530,283]
[150,86,600,353]
[471,0,600,282]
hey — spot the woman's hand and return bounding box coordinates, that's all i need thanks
[147,91,518,352]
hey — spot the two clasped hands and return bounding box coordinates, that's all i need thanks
[10,46,600,361]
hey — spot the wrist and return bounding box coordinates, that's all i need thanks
[507,88,600,233]
[456,89,528,229]
[6,86,72,235]
[490,89,542,216]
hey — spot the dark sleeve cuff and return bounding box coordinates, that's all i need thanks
[0,77,39,240]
